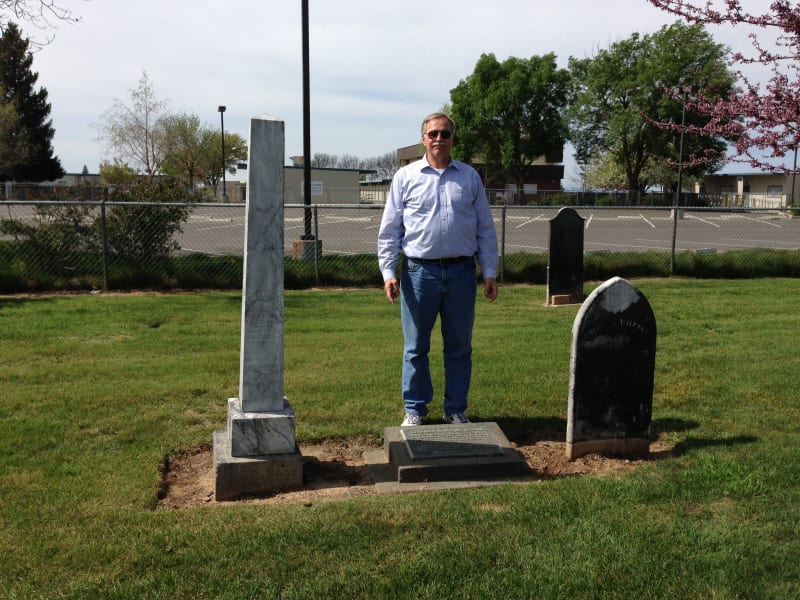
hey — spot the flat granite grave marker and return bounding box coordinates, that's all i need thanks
[401,425,504,460]
[375,422,529,484]
[547,207,586,305]
[566,276,656,459]
[213,115,303,500]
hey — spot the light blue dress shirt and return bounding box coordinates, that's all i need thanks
[377,155,499,281]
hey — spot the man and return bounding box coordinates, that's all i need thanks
[377,112,499,427]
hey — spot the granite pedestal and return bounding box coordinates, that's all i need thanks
[213,431,302,501]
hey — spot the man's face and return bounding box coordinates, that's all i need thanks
[422,117,453,164]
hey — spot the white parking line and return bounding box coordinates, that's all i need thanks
[196,223,244,231]
[590,241,673,251]
[515,214,546,229]
[585,214,593,229]
[737,215,782,228]
[179,247,225,256]
[686,214,721,228]
[720,238,798,247]
[505,243,548,251]
[320,217,374,224]
[639,214,656,228]
[618,214,657,228]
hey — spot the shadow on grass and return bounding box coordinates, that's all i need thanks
[671,434,759,455]
[651,417,701,435]
[301,455,373,489]
[0,295,56,308]
[490,415,757,464]
[490,416,567,444]
[491,415,705,448]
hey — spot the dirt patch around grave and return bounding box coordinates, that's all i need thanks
[157,432,675,509]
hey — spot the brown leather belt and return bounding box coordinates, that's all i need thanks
[408,256,472,265]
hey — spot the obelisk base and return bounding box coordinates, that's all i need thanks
[213,431,302,501]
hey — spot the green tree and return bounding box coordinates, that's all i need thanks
[98,159,138,185]
[581,150,628,191]
[161,113,216,187]
[0,97,28,173]
[450,52,571,200]
[201,129,246,190]
[99,71,169,182]
[161,113,247,191]
[0,22,63,181]
[581,148,686,196]
[568,21,735,193]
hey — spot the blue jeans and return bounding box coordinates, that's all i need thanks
[400,256,477,417]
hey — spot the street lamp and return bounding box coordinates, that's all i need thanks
[791,145,797,207]
[218,105,227,202]
[301,0,313,240]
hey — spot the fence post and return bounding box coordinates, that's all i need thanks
[500,204,507,284]
[313,204,320,284]
[100,199,109,291]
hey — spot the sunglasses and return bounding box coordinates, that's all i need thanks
[425,129,452,140]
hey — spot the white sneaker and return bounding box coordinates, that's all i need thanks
[443,412,470,424]
[401,412,423,426]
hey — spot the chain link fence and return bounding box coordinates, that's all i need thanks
[2,199,800,293]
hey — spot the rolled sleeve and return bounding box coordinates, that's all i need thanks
[377,177,404,280]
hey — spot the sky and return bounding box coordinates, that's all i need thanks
[17,0,778,185]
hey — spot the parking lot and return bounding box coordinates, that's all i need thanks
[175,205,800,257]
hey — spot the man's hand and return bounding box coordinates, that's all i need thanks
[484,278,498,303]
[384,277,400,304]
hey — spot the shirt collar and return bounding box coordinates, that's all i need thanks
[419,154,459,173]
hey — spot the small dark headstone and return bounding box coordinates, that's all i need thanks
[547,207,585,305]
[566,277,656,459]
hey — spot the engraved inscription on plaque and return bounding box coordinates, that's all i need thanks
[401,426,504,461]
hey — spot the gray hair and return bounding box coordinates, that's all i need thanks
[421,112,456,136]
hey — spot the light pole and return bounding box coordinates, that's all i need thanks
[301,0,313,240]
[791,145,797,207]
[218,105,228,202]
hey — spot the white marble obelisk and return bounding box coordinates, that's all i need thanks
[238,114,285,411]
[214,115,302,500]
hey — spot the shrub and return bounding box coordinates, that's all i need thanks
[102,180,193,263]
[0,203,97,277]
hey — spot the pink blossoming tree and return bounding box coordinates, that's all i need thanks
[648,0,800,176]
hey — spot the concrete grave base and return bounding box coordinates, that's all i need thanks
[370,422,529,485]
[291,239,322,260]
[547,294,583,306]
[566,437,650,460]
[213,430,303,501]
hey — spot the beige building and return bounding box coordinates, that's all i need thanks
[283,166,365,204]
[700,170,798,207]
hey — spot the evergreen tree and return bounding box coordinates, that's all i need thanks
[0,22,63,181]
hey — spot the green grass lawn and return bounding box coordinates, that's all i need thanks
[2,279,800,598]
